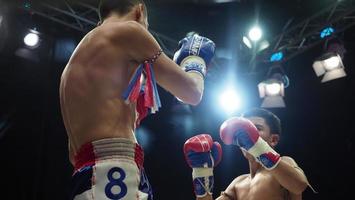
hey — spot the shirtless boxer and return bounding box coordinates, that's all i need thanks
[184,108,310,200]
[60,0,215,199]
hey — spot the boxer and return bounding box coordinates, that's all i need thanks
[59,0,215,199]
[185,108,312,200]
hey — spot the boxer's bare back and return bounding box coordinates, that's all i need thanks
[60,22,143,163]
[60,14,204,165]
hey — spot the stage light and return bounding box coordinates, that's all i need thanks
[320,27,335,39]
[265,83,282,96]
[312,52,346,83]
[23,1,32,10]
[270,51,284,62]
[243,36,252,49]
[219,88,242,114]
[24,31,39,47]
[248,26,262,42]
[258,79,285,108]
[257,40,270,52]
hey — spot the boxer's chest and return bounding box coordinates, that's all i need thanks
[235,172,286,200]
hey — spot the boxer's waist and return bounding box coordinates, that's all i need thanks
[74,138,144,172]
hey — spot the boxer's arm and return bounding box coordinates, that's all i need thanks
[290,193,302,200]
[116,21,203,105]
[154,54,204,105]
[269,156,308,195]
[215,176,245,200]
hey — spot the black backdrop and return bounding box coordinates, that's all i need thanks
[0,0,354,199]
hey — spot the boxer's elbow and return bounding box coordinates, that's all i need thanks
[175,73,204,105]
[188,89,203,106]
[186,73,204,105]
[180,88,202,106]
[290,179,308,195]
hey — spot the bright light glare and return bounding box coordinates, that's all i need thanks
[219,89,242,114]
[243,36,252,49]
[24,33,39,47]
[324,56,341,71]
[248,26,262,41]
[265,83,281,96]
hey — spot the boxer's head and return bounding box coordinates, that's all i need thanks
[99,0,148,28]
[242,108,281,148]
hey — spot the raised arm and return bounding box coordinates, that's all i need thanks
[114,21,215,105]
[219,117,309,195]
[183,134,222,200]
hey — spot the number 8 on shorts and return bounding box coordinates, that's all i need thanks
[94,160,140,200]
[105,167,128,199]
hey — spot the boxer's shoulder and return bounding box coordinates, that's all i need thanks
[101,21,146,41]
[236,174,249,181]
[233,174,250,185]
[281,156,298,166]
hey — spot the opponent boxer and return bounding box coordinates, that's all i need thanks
[186,108,311,200]
[59,0,215,199]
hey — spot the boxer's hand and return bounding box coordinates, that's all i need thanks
[173,34,215,78]
[184,134,222,198]
[220,117,281,170]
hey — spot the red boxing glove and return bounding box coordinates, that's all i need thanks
[220,117,281,170]
[184,134,222,197]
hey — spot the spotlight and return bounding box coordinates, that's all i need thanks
[24,31,39,48]
[257,40,270,52]
[320,27,335,39]
[258,78,285,108]
[219,88,242,114]
[265,83,282,95]
[312,52,346,83]
[270,51,284,62]
[243,36,252,49]
[23,1,32,10]
[248,26,262,42]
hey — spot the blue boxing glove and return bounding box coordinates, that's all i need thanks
[173,34,215,78]
[184,134,222,198]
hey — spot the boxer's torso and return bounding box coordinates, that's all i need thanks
[60,21,141,155]
[233,170,291,200]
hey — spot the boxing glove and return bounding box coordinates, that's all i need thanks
[220,117,281,170]
[184,134,222,197]
[173,34,215,78]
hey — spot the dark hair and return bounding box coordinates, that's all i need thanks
[99,0,147,21]
[242,108,281,135]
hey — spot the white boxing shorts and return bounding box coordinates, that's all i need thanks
[70,138,153,200]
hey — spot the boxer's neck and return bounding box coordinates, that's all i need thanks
[102,13,136,25]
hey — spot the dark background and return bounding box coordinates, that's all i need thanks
[0,0,354,199]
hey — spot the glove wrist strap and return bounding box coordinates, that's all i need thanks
[192,168,214,198]
[247,137,281,170]
[192,167,213,179]
[180,56,207,78]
